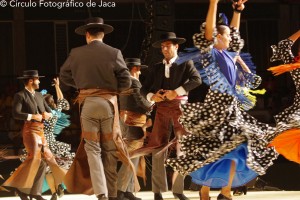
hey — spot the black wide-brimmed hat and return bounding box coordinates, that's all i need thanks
[125,58,148,69]
[75,17,114,35]
[17,70,45,79]
[152,32,186,48]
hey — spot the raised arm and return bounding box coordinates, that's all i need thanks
[230,0,247,30]
[205,0,219,41]
[53,77,64,100]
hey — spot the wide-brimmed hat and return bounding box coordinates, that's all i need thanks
[75,17,114,35]
[152,32,186,48]
[17,70,45,79]
[125,58,148,69]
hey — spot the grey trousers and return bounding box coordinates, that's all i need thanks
[152,148,184,194]
[117,156,140,192]
[81,97,118,198]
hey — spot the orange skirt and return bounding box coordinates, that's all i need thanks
[269,128,300,164]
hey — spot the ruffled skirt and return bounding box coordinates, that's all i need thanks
[166,90,278,188]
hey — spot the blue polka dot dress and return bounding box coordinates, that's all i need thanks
[166,23,279,188]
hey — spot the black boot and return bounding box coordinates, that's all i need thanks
[117,190,125,200]
[97,194,108,200]
[124,191,142,200]
[50,193,57,200]
[15,189,29,200]
[56,184,64,198]
[154,193,163,200]
[173,193,189,200]
[217,193,232,200]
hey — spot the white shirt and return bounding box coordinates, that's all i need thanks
[146,56,187,102]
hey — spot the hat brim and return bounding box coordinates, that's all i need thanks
[75,24,114,35]
[128,64,148,69]
[152,38,186,48]
[17,76,45,79]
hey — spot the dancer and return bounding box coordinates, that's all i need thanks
[3,70,66,200]
[60,17,133,200]
[117,58,153,200]
[18,77,73,200]
[166,1,278,200]
[40,77,74,200]
[133,32,202,200]
[267,30,300,162]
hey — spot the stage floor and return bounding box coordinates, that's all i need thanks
[0,191,300,200]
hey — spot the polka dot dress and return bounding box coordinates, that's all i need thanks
[44,99,75,170]
[266,39,300,142]
[166,24,279,187]
[166,90,278,177]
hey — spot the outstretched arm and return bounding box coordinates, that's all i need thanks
[288,29,300,43]
[205,0,219,41]
[230,0,247,30]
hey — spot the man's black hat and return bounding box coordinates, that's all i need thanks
[75,17,114,35]
[17,70,45,79]
[152,32,186,48]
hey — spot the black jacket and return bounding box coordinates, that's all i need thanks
[141,59,201,96]
[60,40,131,92]
[119,77,152,114]
[12,89,51,121]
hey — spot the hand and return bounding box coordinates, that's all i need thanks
[151,90,166,102]
[232,0,247,12]
[32,114,43,122]
[42,112,53,120]
[52,77,60,87]
[163,90,178,101]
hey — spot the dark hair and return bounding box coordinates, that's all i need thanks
[22,78,31,85]
[216,25,229,35]
[86,27,104,36]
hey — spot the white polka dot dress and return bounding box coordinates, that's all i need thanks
[166,24,279,187]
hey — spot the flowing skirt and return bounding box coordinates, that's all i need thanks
[166,90,278,188]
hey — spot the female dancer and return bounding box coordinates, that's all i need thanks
[166,0,278,200]
[40,77,74,200]
[267,30,300,162]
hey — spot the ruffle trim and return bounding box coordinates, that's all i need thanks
[267,62,300,76]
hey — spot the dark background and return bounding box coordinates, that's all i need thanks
[0,0,300,196]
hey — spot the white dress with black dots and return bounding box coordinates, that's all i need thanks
[266,39,300,163]
[43,98,75,170]
[166,24,280,188]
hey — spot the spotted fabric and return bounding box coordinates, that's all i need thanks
[43,99,75,169]
[193,23,244,54]
[265,39,300,142]
[270,39,294,64]
[166,24,279,179]
[166,90,278,176]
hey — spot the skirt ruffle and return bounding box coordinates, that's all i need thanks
[190,143,258,188]
[269,128,300,164]
[166,90,278,188]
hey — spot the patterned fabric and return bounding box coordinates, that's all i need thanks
[166,23,279,188]
[265,39,300,144]
[270,39,294,64]
[191,24,262,111]
[43,99,74,169]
